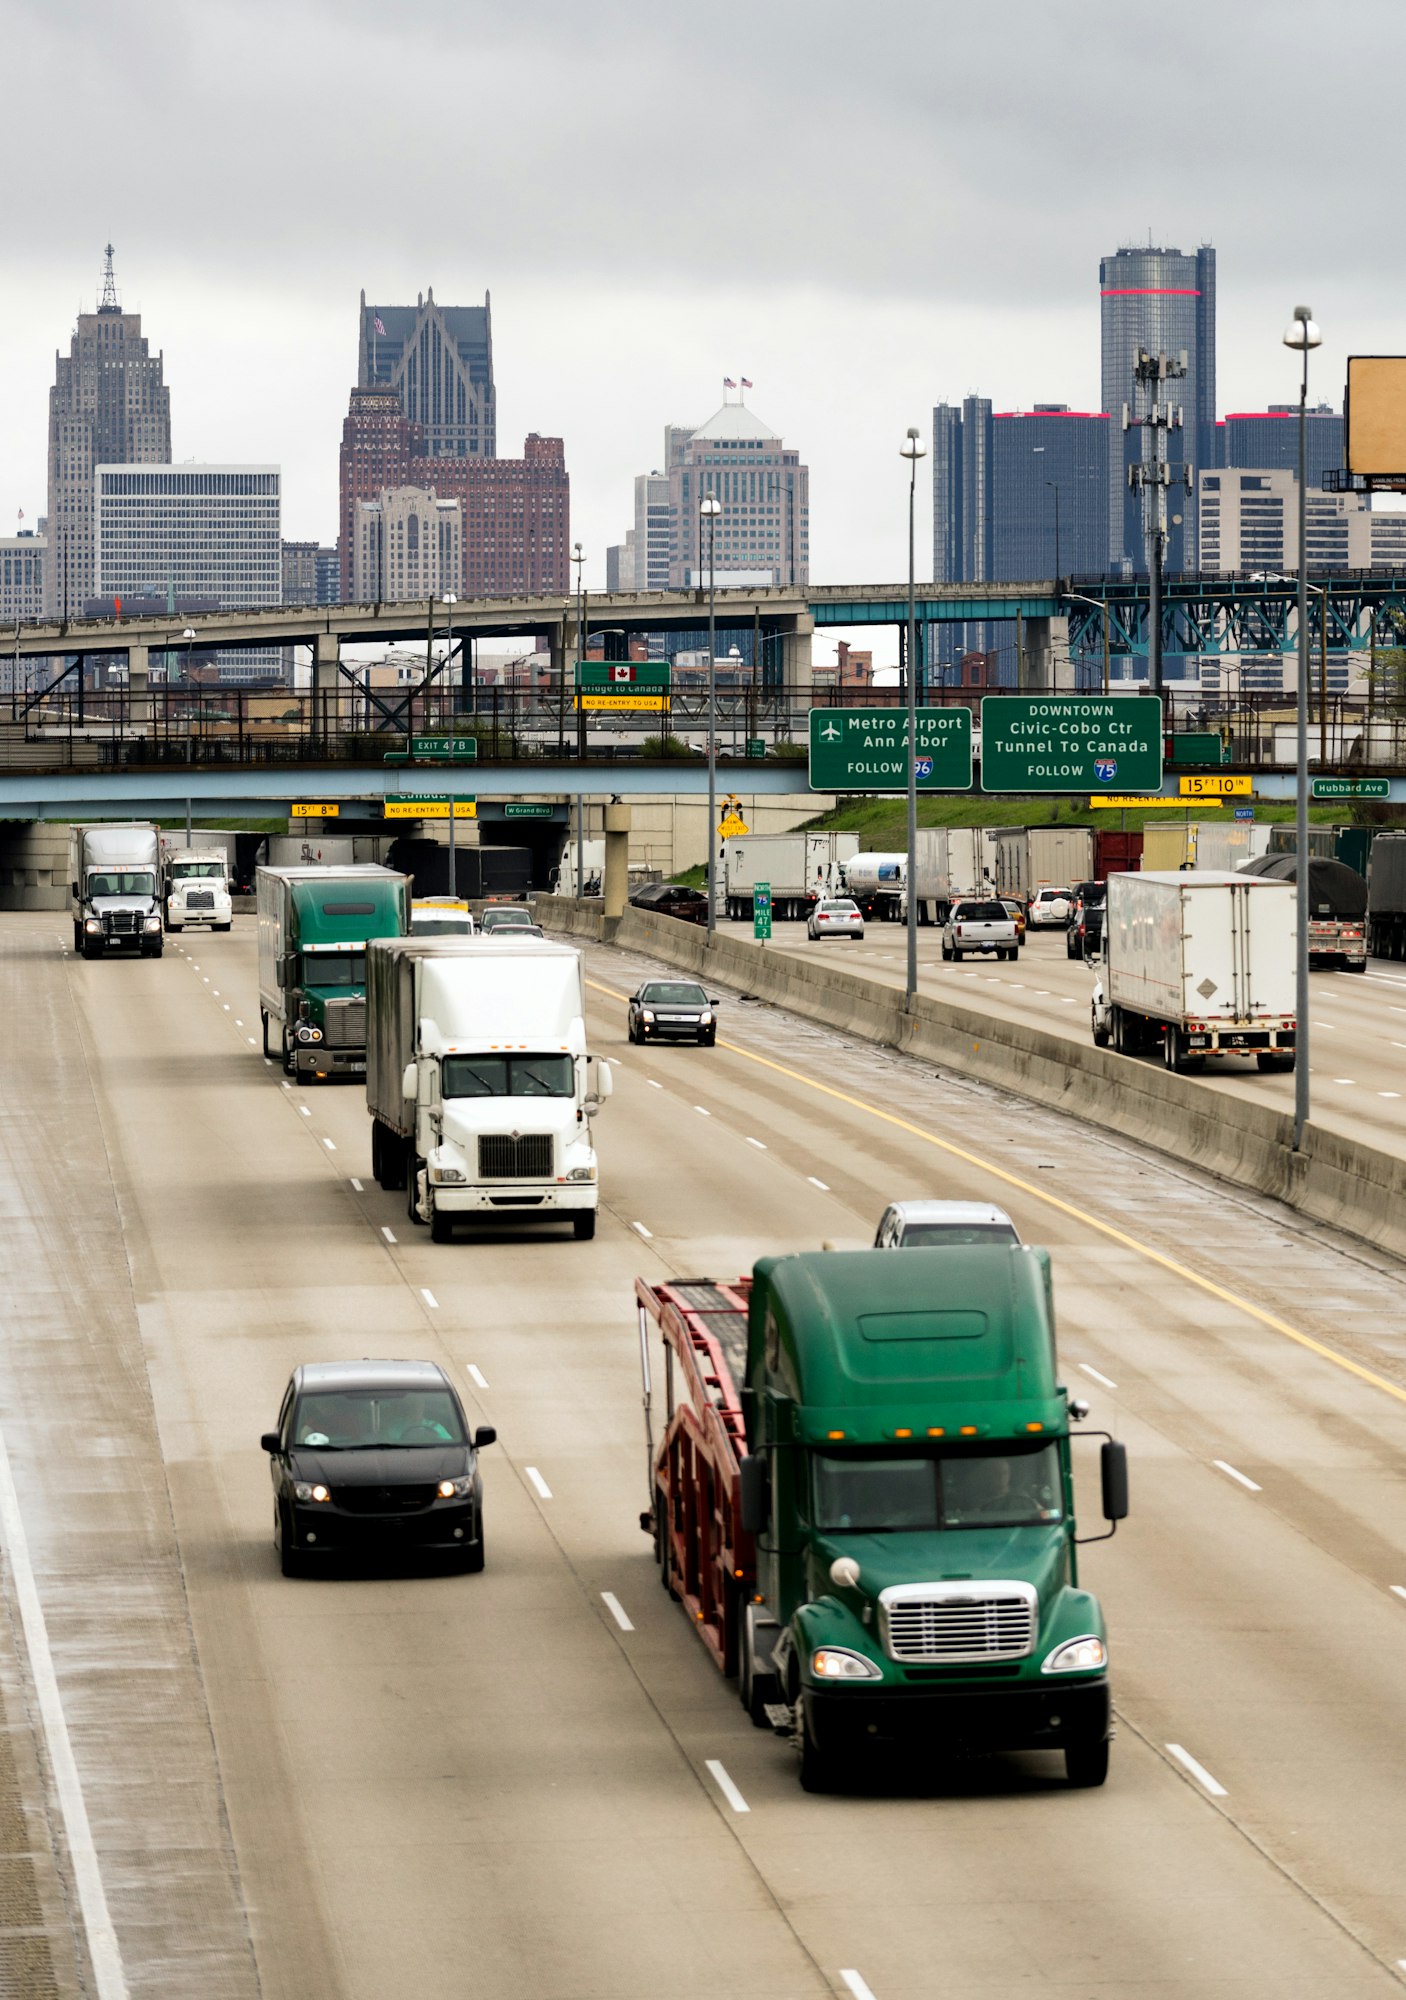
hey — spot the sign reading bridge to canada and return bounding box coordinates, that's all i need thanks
[807,707,973,792]
[980,695,1164,795]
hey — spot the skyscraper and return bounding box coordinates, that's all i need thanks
[358,290,495,460]
[666,394,809,588]
[931,401,1108,581]
[931,396,992,583]
[1218,406,1343,490]
[46,247,172,616]
[1099,243,1216,572]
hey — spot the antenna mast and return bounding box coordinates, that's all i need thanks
[99,244,119,312]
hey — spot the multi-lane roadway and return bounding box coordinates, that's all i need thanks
[3,910,1406,1996]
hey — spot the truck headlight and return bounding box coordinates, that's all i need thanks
[566,1165,596,1182]
[295,1025,323,1043]
[144,917,162,932]
[811,1647,882,1681]
[85,919,102,933]
[293,1482,330,1503]
[1041,1635,1106,1674]
[433,1164,466,1183]
[436,1476,474,1499]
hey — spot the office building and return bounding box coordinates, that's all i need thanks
[1198,467,1406,572]
[47,247,172,617]
[608,470,673,593]
[358,290,495,460]
[0,531,46,621]
[667,396,808,587]
[1217,406,1344,490]
[351,488,463,604]
[94,465,282,682]
[282,540,341,605]
[1100,243,1216,572]
[931,398,990,584]
[932,400,1109,581]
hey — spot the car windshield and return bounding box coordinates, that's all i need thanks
[956,902,1009,922]
[293,1388,466,1449]
[302,951,366,987]
[411,919,474,936]
[811,1443,1064,1531]
[641,983,707,1005]
[483,911,532,929]
[173,861,224,878]
[88,871,155,897]
[896,1222,1020,1247]
[441,1053,574,1098]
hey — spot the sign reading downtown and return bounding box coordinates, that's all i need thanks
[808,707,973,792]
[980,696,1163,795]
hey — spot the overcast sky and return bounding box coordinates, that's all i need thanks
[2,0,1401,606]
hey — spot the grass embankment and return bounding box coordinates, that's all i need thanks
[797,795,1349,848]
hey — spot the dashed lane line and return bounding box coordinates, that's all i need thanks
[704,1759,749,1813]
[601,1592,634,1632]
[1213,1459,1262,1493]
[1166,1743,1228,1798]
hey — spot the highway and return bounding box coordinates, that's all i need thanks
[716,915,1406,1158]
[3,910,1406,1995]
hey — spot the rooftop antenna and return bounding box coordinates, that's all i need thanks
[99,243,119,312]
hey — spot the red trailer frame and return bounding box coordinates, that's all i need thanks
[635,1275,754,1677]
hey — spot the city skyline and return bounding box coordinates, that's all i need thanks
[3,1,1401,591]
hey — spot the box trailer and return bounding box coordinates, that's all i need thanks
[723,833,859,921]
[1368,831,1406,960]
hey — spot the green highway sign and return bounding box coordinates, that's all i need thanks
[808,707,973,792]
[575,662,671,689]
[980,696,1163,794]
[754,881,773,942]
[1311,777,1389,799]
[411,735,478,759]
[503,802,556,818]
[746,738,766,760]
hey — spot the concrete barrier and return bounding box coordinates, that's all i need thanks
[533,894,1406,1266]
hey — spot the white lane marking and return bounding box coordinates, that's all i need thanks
[1213,1459,1261,1493]
[1033,988,1049,995]
[235,1018,243,1026]
[632,1221,653,1240]
[840,1975,878,2000]
[704,1759,750,1813]
[1389,1585,1406,1605]
[1391,1042,1406,1052]
[694,1105,711,1116]
[1390,1005,1406,1013]
[1332,1078,1356,1087]
[263,1057,273,1066]
[381,1226,397,1243]
[222,1004,230,1012]
[1058,996,1077,1004]
[280,1080,292,1091]
[0,1422,129,1998]
[420,1288,440,1309]
[746,1136,768,1150]
[246,1037,258,1046]
[1380,1092,1402,1100]
[202,977,209,984]
[601,1592,635,1632]
[1165,1742,1228,1797]
[349,1178,364,1192]
[808,1176,830,1191]
[322,1137,336,1151]
[1079,1363,1118,1390]
[212,989,220,997]
[192,964,200,970]
[525,1466,553,1500]
[298,1106,311,1118]
[1008,981,1025,989]
[466,1364,489,1390]
[647,1078,663,1089]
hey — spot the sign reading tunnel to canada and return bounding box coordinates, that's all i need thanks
[980,696,1164,795]
[808,707,973,792]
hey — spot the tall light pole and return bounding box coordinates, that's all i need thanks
[573,542,586,899]
[443,594,459,895]
[901,427,926,1009]
[1284,304,1322,1153]
[701,495,722,935]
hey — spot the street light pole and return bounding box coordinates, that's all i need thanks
[573,542,586,900]
[1284,304,1322,1153]
[701,496,722,936]
[443,594,458,895]
[901,427,927,1010]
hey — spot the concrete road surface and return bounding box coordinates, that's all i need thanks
[1,910,1405,1995]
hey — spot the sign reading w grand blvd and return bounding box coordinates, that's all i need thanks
[808,707,973,791]
[980,696,1164,794]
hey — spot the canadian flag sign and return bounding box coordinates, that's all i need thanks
[610,663,636,682]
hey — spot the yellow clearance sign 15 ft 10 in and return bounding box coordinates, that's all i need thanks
[1179,774,1251,797]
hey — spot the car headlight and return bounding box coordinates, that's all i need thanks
[811,1647,883,1681]
[437,1476,474,1499]
[640,1008,654,1022]
[699,1011,713,1025]
[566,1165,596,1181]
[85,919,102,933]
[293,1482,330,1503]
[1042,1635,1107,1674]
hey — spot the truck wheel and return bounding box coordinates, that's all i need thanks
[1092,1006,1110,1049]
[430,1203,453,1244]
[740,1612,780,1728]
[281,1029,295,1078]
[1064,1737,1109,1788]
[1345,959,1366,973]
[941,942,953,961]
[261,1010,272,1059]
[573,1210,597,1241]
[796,1699,843,1795]
[215,922,232,933]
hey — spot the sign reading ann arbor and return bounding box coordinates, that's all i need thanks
[980,696,1163,795]
[808,707,973,792]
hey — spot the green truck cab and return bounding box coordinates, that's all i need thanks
[257,865,408,1078]
[738,1246,1128,1791]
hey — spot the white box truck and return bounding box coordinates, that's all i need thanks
[69,823,163,958]
[1091,870,1296,1072]
[366,936,612,1243]
[992,827,1094,906]
[899,828,995,924]
[162,847,233,931]
[722,833,859,920]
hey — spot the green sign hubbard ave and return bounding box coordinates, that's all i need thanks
[1311,777,1389,799]
[980,696,1163,795]
[808,708,973,792]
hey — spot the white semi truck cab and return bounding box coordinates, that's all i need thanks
[163,850,233,931]
[367,936,611,1243]
[70,823,164,958]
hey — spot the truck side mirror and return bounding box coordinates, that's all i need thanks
[1100,1440,1129,1521]
[595,1061,614,1101]
[401,1061,418,1102]
[739,1453,770,1536]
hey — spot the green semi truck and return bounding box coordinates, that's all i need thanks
[638,1245,1127,1792]
[257,865,408,1079]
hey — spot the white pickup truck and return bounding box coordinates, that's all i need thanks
[941,896,1021,963]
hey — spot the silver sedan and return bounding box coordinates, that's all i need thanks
[806,897,865,941]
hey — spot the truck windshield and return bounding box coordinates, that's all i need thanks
[173,861,224,878]
[301,952,366,987]
[441,1054,574,1098]
[88,872,155,897]
[811,1443,1063,1531]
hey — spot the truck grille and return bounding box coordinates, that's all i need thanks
[322,1000,366,1048]
[479,1134,553,1180]
[185,890,215,910]
[879,1582,1037,1664]
[104,910,139,935]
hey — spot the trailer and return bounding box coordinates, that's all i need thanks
[1092,829,1143,879]
[1368,831,1406,960]
[899,828,994,924]
[722,833,858,921]
[1238,852,1367,970]
[991,827,1095,905]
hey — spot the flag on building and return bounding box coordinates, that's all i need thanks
[723,377,736,388]
[741,378,753,388]
[373,315,387,337]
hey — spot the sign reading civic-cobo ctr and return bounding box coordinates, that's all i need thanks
[980,696,1163,794]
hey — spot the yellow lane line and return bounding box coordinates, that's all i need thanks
[586,974,1406,1411]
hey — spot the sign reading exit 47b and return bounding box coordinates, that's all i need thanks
[808,708,973,792]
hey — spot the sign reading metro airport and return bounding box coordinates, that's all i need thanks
[808,707,973,792]
[980,696,1163,795]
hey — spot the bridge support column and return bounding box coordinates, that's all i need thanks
[782,612,814,729]
[312,634,340,744]
[127,644,152,731]
[1018,616,1072,691]
[603,802,631,920]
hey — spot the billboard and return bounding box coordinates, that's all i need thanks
[1345,357,1406,479]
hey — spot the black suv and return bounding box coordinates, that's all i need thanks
[1066,881,1107,960]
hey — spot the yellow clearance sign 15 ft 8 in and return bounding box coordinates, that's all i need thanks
[291,802,339,817]
[1179,773,1251,797]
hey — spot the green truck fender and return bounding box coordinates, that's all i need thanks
[1034,1585,1109,1676]
[789,1596,889,1690]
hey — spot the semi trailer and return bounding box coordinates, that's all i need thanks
[1238,853,1367,970]
[722,834,859,921]
[1368,831,1406,960]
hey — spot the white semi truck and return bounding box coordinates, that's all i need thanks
[722,833,859,921]
[161,847,233,931]
[898,828,995,924]
[69,823,164,959]
[1091,870,1296,1072]
[992,827,1096,905]
[365,936,612,1243]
